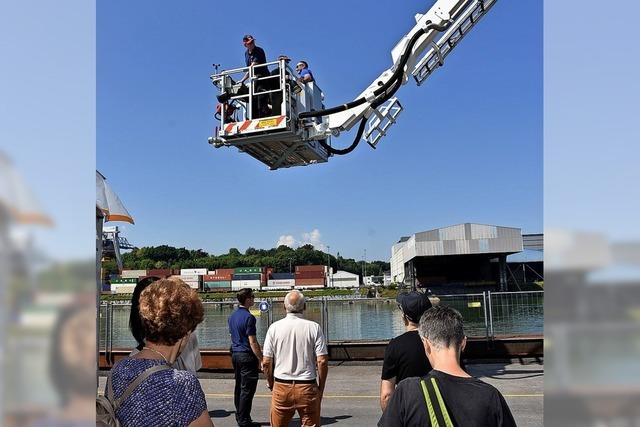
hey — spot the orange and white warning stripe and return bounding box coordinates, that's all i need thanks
[223,115,286,135]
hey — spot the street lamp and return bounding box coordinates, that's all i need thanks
[326,245,331,288]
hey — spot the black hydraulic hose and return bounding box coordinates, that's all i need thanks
[299,21,448,120]
[318,64,403,156]
[318,116,367,156]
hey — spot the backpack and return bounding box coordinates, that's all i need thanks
[420,375,455,427]
[97,364,171,426]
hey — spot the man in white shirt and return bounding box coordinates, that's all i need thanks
[262,290,329,427]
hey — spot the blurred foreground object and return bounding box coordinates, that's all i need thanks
[546,230,640,425]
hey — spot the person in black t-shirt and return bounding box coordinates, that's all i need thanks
[240,34,270,118]
[378,306,517,427]
[380,291,433,411]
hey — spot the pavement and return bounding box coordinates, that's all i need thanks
[101,359,543,426]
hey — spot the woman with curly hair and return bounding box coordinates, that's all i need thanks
[106,279,214,427]
[129,277,203,372]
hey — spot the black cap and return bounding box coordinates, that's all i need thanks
[242,34,255,42]
[396,291,432,323]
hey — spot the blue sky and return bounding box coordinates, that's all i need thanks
[97,0,542,261]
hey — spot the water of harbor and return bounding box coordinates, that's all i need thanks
[100,292,544,349]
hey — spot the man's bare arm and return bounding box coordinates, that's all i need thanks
[316,355,329,397]
[248,335,263,365]
[379,377,396,411]
[262,356,274,389]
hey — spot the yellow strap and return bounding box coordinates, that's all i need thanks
[420,379,440,427]
[431,377,454,427]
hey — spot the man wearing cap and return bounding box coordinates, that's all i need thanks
[379,291,433,411]
[240,35,270,118]
[295,61,315,84]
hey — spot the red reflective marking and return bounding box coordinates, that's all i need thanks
[239,120,252,131]
[275,116,285,125]
[224,123,235,132]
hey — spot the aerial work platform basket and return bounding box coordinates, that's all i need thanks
[209,58,330,170]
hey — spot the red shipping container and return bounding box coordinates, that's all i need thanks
[295,278,326,285]
[295,271,326,279]
[215,268,235,276]
[204,274,232,281]
[295,265,326,272]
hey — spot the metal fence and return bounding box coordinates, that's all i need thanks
[99,291,543,352]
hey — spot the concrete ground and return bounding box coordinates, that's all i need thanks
[100,359,543,426]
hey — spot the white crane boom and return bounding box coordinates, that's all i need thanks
[208,0,497,169]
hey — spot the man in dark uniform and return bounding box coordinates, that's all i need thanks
[228,288,263,427]
[240,34,270,118]
[380,291,433,411]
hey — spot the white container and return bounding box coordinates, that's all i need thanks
[183,281,200,290]
[231,279,261,290]
[294,284,325,289]
[267,279,295,288]
[121,269,147,278]
[177,274,201,282]
[114,285,136,294]
[181,268,208,276]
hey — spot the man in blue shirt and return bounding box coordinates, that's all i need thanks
[295,61,315,84]
[241,34,270,118]
[228,288,263,427]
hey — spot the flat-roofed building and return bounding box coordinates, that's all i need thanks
[390,223,523,292]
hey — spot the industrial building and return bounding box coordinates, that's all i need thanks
[330,270,360,288]
[390,223,541,292]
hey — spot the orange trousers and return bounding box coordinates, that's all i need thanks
[270,381,321,427]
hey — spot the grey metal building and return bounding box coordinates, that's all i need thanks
[391,223,525,291]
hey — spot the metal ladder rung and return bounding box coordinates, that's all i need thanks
[412,0,497,85]
[364,98,403,148]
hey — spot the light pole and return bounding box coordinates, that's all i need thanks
[326,245,331,287]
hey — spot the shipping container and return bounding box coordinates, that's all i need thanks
[121,270,147,278]
[231,279,261,290]
[295,271,326,280]
[215,268,235,276]
[271,272,295,280]
[180,268,208,276]
[203,281,232,290]
[174,274,201,282]
[295,265,327,273]
[266,279,295,288]
[114,285,136,294]
[146,269,173,278]
[110,277,138,284]
[234,267,263,274]
[232,273,261,281]
[295,278,326,288]
[203,274,232,282]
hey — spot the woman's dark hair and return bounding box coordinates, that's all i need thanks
[129,277,159,351]
[49,304,95,406]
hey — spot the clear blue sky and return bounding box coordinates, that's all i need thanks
[97,0,542,261]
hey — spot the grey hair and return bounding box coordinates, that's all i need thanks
[284,290,305,313]
[418,306,465,350]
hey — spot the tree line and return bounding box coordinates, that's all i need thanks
[109,244,390,277]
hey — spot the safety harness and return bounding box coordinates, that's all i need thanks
[420,376,455,427]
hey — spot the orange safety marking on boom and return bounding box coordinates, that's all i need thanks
[239,120,252,131]
[224,123,236,133]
